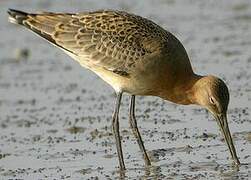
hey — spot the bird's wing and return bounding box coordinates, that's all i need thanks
[8,9,169,75]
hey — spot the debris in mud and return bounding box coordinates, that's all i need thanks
[89,129,112,141]
[149,145,193,162]
[244,155,250,159]
[65,126,86,134]
[14,48,30,62]
[0,153,11,159]
[78,168,92,175]
[46,129,58,134]
[168,118,183,124]
[77,167,103,175]
[232,3,250,11]
[246,132,251,142]
[196,132,217,140]
[103,154,115,159]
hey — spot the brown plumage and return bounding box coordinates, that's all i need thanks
[8,9,240,170]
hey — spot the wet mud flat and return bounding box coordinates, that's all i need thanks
[0,0,251,179]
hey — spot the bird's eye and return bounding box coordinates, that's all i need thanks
[209,97,215,104]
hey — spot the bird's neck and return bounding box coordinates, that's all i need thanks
[183,74,204,105]
[159,73,203,105]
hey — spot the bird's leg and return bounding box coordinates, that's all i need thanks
[112,92,125,170]
[129,95,151,166]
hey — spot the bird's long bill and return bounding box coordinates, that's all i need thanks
[215,113,240,165]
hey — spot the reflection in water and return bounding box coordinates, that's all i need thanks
[116,164,165,180]
[143,165,165,179]
[110,161,250,179]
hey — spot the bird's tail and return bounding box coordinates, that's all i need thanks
[8,9,29,25]
[7,9,53,44]
[7,9,77,55]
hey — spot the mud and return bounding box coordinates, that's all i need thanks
[0,0,251,179]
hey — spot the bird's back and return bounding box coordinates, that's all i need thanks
[8,9,194,95]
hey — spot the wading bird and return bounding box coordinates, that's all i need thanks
[8,9,240,170]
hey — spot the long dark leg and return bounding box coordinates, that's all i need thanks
[129,95,151,166]
[112,92,125,170]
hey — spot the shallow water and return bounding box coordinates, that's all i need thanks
[0,0,251,179]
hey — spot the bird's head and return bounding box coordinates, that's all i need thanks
[195,75,229,115]
[193,75,240,165]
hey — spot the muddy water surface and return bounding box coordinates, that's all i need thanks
[0,0,251,179]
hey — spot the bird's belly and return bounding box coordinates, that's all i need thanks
[79,59,192,103]
[86,65,159,95]
[90,67,192,105]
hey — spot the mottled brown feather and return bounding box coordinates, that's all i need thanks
[8,10,177,75]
